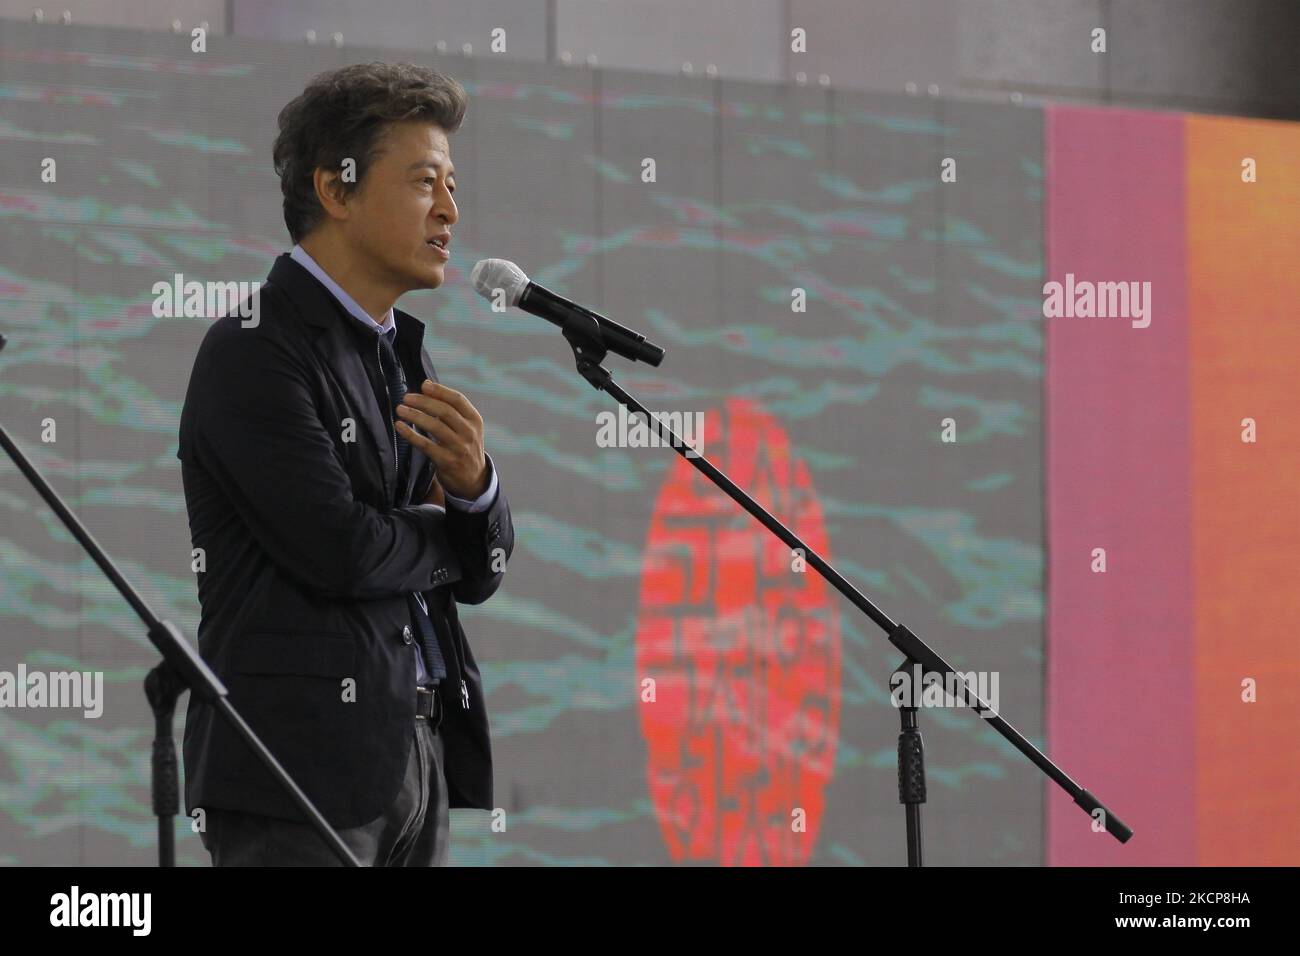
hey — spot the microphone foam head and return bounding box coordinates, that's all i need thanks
[470,258,530,307]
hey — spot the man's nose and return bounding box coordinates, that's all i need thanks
[436,193,458,226]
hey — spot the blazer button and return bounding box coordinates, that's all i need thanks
[401,625,414,645]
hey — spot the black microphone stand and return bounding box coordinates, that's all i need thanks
[557,313,1133,865]
[0,334,359,866]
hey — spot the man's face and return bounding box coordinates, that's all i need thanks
[341,120,458,294]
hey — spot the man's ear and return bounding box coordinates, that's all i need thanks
[312,165,351,224]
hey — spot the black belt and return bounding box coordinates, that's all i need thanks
[415,684,443,729]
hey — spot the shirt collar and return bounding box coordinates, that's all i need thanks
[289,243,395,341]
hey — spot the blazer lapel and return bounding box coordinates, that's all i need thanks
[394,307,440,505]
[265,254,396,505]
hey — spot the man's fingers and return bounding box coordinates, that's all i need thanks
[420,380,483,428]
[396,383,486,494]
[397,394,473,440]
[396,402,461,444]
[395,419,453,462]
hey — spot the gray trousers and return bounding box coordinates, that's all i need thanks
[200,720,449,866]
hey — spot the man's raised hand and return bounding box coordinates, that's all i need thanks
[395,380,490,500]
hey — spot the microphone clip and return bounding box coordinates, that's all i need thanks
[560,311,613,390]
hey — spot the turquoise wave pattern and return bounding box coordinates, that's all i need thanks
[0,21,1044,865]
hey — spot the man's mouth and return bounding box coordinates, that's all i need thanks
[427,235,450,260]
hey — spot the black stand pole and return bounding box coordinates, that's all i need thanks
[0,410,360,866]
[145,662,183,865]
[894,663,925,867]
[558,312,1133,866]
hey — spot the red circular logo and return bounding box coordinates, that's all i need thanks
[636,397,841,865]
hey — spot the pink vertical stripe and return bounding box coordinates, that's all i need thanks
[1045,107,1194,865]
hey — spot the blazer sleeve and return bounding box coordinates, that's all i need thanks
[187,320,463,601]
[445,475,514,606]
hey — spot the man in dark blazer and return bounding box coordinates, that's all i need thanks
[177,63,512,865]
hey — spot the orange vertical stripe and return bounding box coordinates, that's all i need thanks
[1187,115,1300,865]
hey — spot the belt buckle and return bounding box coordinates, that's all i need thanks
[416,684,441,728]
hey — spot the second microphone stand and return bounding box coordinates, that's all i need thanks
[0,400,359,867]
[558,311,1132,865]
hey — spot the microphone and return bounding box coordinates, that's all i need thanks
[470,259,664,367]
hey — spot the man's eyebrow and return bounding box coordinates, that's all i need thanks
[407,158,456,176]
